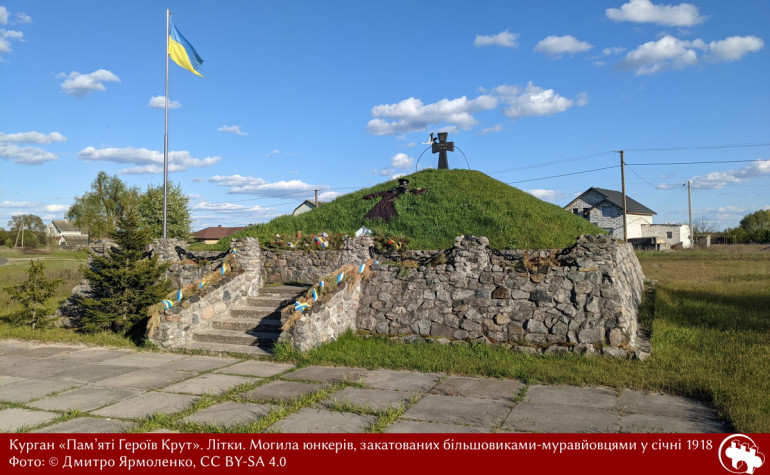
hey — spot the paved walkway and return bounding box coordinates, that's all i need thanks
[0,340,725,433]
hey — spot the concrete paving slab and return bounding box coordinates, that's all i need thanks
[54,349,134,365]
[169,355,241,372]
[0,379,80,403]
[0,375,25,386]
[362,369,442,392]
[320,387,412,412]
[271,407,375,433]
[240,380,324,402]
[522,385,619,409]
[28,387,140,412]
[98,352,188,368]
[181,401,279,427]
[620,413,725,433]
[502,404,620,433]
[385,420,488,433]
[0,408,59,432]
[161,373,254,395]
[402,394,512,429]
[94,369,194,390]
[0,355,38,374]
[0,357,80,378]
[92,392,199,419]
[32,417,134,433]
[4,346,79,358]
[283,366,370,383]
[619,389,720,420]
[0,341,29,353]
[49,364,141,384]
[215,360,295,378]
[431,376,525,401]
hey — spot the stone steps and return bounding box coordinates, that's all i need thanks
[186,284,309,355]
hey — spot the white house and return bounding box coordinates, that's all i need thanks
[292,200,326,216]
[45,220,89,248]
[565,188,691,249]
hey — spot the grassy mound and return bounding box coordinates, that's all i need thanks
[222,169,603,250]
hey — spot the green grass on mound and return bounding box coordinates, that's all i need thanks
[221,169,602,250]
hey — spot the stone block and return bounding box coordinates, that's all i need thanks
[492,286,510,299]
[524,319,547,333]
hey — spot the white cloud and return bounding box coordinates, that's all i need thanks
[603,46,627,56]
[495,82,586,120]
[44,204,69,213]
[617,35,704,75]
[474,30,519,48]
[317,191,341,201]
[0,144,57,164]
[78,146,221,174]
[478,124,503,135]
[606,0,706,27]
[149,95,181,109]
[218,125,247,136]
[0,28,23,58]
[390,153,414,169]
[0,200,35,208]
[534,35,593,57]
[208,174,328,198]
[0,131,66,144]
[708,36,764,62]
[366,95,498,135]
[59,69,121,97]
[690,159,770,189]
[0,7,7,24]
[618,34,763,74]
[15,12,31,24]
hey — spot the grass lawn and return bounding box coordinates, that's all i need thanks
[1,244,767,432]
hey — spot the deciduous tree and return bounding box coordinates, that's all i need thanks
[66,171,139,239]
[136,182,192,240]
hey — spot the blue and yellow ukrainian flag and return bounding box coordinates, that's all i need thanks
[169,20,204,77]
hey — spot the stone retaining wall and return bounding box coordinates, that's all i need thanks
[262,237,374,284]
[147,238,263,348]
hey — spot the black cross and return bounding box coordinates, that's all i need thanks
[431,132,454,169]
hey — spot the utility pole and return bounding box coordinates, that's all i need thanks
[619,150,628,242]
[314,189,319,207]
[688,180,693,247]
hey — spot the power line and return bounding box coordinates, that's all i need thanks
[489,151,614,174]
[626,159,765,166]
[505,165,619,184]
[623,142,770,152]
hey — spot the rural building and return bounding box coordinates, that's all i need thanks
[191,226,245,244]
[564,188,691,249]
[45,220,89,248]
[292,200,326,216]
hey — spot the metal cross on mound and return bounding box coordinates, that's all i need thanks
[431,132,454,169]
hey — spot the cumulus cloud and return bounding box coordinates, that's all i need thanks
[618,34,763,74]
[534,35,593,57]
[58,69,121,97]
[366,95,498,135]
[0,144,58,164]
[474,29,519,48]
[478,124,503,135]
[217,125,247,136]
[208,174,328,198]
[390,153,414,169]
[0,28,23,59]
[0,131,66,144]
[606,0,706,27]
[78,146,221,174]
[0,6,7,24]
[690,159,770,189]
[0,200,35,208]
[708,36,764,62]
[149,95,181,109]
[494,82,587,120]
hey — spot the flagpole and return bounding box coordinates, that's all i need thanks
[163,9,170,239]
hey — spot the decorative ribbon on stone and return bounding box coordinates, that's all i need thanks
[337,272,344,283]
[221,264,226,275]
[319,280,325,289]
[161,300,174,309]
[387,239,401,250]
[315,236,328,249]
[176,290,182,302]
[312,288,318,302]
[294,301,310,312]
[199,279,205,289]
[358,264,365,274]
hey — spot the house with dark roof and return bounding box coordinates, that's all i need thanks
[45,220,89,248]
[564,188,690,249]
[192,226,245,244]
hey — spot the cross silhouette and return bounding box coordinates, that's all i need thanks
[431,132,454,169]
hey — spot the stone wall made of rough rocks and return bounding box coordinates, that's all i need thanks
[355,235,646,357]
[278,279,363,352]
[262,237,374,284]
[147,237,263,348]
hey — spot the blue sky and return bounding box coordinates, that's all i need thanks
[1,0,768,234]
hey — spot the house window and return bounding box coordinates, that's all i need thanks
[666,232,673,239]
[572,209,579,215]
[582,208,590,219]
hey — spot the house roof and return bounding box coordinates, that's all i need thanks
[59,234,89,246]
[578,187,656,215]
[51,220,81,233]
[292,200,327,214]
[192,226,245,240]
